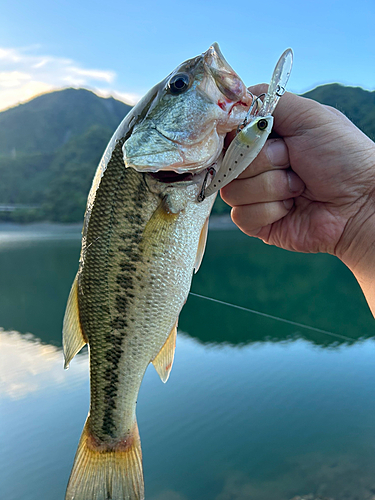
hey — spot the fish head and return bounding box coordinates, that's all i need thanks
[123,43,252,175]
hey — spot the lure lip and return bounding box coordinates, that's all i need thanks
[257,48,293,118]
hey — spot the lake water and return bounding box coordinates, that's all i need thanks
[1,221,375,500]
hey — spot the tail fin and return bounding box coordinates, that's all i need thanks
[65,417,144,500]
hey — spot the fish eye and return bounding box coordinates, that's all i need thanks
[257,119,268,131]
[168,73,190,95]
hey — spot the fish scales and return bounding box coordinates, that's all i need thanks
[64,43,253,499]
[79,140,152,441]
[79,141,214,439]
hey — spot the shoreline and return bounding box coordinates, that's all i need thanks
[0,214,237,232]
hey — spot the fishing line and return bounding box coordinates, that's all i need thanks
[189,292,356,343]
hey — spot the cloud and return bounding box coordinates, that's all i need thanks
[0,46,141,111]
[67,66,115,83]
[0,47,23,63]
[0,329,88,400]
[94,87,142,107]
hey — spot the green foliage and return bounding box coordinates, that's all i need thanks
[43,125,112,222]
[0,153,54,204]
[0,89,130,222]
[0,208,45,223]
[302,83,375,142]
[0,84,374,223]
[0,88,131,156]
[212,194,231,215]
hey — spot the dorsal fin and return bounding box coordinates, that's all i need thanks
[194,216,209,273]
[152,321,177,383]
[63,275,87,369]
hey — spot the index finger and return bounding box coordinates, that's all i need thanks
[248,84,334,139]
[236,138,290,179]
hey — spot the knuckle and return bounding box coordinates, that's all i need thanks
[262,170,290,200]
[263,201,289,224]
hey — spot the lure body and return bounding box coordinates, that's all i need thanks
[202,48,293,200]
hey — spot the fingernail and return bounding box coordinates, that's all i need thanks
[287,171,305,193]
[283,199,294,210]
[266,139,288,166]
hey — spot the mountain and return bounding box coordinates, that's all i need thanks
[0,84,374,222]
[303,83,375,142]
[0,88,131,222]
[0,88,131,157]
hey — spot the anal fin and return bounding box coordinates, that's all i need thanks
[63,274,87,369]
[152,321,177,383]
[194,216,209,273]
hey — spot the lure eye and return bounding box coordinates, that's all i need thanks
[168,73,190,95]
[257,119,268,131]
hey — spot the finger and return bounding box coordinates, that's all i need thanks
[231,199,293,235]
[236,138,290,179]
[247,83,269,98]
[223,136,289,182]
[221,169,304,206]
[247,84,331,138]
[324,104,356,126]
[324,104,345,118]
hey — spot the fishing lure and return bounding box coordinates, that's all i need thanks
[200,48,293,201]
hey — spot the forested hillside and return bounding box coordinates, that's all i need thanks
[0,89,131,221]
[303,83,375,142]
[0,84,374,222]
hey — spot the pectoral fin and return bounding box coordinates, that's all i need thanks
[63,275,87,369]
[152,321,177,383]
[194,217,209,273]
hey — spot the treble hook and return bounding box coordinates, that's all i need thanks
[237,93,268,134]
[197,166,216,202]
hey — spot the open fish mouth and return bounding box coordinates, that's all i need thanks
[149,170,194,183]
[147,162,217,189]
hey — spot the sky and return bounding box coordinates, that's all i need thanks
[0,0,374,111]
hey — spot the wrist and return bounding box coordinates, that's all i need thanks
[337,196,375,315]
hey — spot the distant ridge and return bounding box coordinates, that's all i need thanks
[302,83,375,142]
[0,84,374,222]
[0,88,132,157]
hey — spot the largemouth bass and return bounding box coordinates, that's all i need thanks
[63,43,253,500]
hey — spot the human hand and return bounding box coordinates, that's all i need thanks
[221,85,375,290]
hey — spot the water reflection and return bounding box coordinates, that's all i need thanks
[0,329,87,400]
[0,222,81,247]
[2,325,375,500]
[0,225,81,342]
[0,222,373,349]
[0,329,89,500]
[1,222,375,499]
[185,227,375,347]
